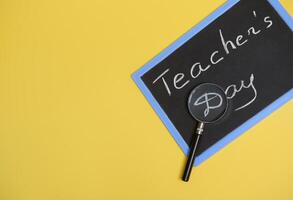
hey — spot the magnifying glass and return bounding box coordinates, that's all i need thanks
[182,83,228,182]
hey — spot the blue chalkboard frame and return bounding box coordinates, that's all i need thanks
[132,0,293,166]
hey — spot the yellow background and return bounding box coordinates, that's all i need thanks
[0,0,292,199]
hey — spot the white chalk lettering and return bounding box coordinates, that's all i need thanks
[225,74,257,111]
[210,51,224,64]
[151,10,271,113]
[193,92,223,117]
[236,35,248,46]
[174,73,190,89]
[190,62,211,79]
[220,29,237,55]
[153,69,172,96]
[247,26,261,35]
[264,16,273,28]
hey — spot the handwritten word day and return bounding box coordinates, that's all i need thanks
[152,11,273,111]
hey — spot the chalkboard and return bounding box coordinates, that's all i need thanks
[132,0,293,165]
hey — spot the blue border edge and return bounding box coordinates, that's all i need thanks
[131,0,293,166]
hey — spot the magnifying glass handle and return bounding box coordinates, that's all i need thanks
[182,122,204,182]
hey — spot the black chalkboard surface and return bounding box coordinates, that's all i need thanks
[133,0,293,165]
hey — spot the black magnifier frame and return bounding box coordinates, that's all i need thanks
[182,83,228,182]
